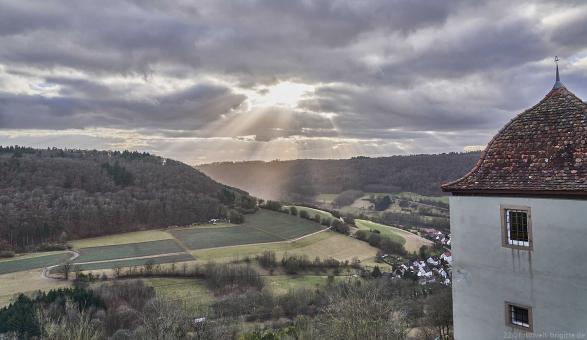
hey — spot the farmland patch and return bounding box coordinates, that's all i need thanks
[0,252,71,275]
[75,239,184,263]
[72,253,194,272]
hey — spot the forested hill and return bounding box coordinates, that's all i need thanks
[199,152,481,201]
[0,146,256,250]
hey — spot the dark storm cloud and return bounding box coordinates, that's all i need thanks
[1,0,587,161]
[0,82,245,130]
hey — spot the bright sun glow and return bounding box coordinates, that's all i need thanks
[249,81,315,108]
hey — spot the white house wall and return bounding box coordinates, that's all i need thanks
[450,195,587,339]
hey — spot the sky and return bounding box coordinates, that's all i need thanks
[1,0,587,164]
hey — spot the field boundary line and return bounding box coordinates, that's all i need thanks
[170,237,194,254]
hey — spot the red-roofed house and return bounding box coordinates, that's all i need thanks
[443,63,587,337]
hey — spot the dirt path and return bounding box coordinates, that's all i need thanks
[41,250,79,280]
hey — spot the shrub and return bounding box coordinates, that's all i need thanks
[331,219,350,235]
[37,243,70,251]
[257,251,277,268]
[278,288,317,318]
[354,230,370,241]
[289,206,298,216]
[263,201,282,211]
[204,262,264,293]
[0,250,15,258]
[229,210,244,224]
[281,254,311,274]
[419,245,432,259]
[368,233,382,247]
[374,195,392,211]
[371,266,382,278]
[299,210,310,219]
[380,237,407,256]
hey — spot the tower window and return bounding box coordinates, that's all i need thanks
[501,206,532,249]
[506,302,533,331]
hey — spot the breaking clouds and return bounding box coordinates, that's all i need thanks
[1,0,587,163]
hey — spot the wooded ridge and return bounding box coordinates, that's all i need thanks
[198,152,481,201]
[0,146,255,250]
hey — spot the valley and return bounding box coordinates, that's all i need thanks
[0,206,381,307]
[0,147,454,338]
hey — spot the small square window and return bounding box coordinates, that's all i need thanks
[501,206,532,249]
[506,302,533,331]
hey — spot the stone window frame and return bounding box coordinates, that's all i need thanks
[500,205,533,250]
[505,301,533,332]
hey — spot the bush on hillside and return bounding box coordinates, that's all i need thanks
[331,219,350,235]
[299,210,310,219]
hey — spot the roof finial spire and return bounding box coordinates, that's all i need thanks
[553,56,563,89]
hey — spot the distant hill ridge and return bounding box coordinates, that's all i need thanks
[0,146,255,250]
[198,152,481,201]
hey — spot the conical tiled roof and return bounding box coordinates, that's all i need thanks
[442,83,587,196]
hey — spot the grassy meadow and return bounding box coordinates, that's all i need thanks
[0,207,384,308]
[0,269,72,307]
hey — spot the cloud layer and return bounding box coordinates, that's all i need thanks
[1,0,587,163]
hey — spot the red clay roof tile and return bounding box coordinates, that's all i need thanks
[442,84,587,196]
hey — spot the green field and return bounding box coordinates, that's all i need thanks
[171,209,325,250]
[242,209,326,239]
[0,252,71,274]
[75,239,185,263]
[71,253,194,272]
[171,226,279,250]
[355,219,406,245]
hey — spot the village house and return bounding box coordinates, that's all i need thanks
[392,255,452,286]
[421,228,451,246]
[443,62,587,337]
[440,251,452,264]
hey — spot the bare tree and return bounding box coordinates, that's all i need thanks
[424,287,453,340]
[60,262,72,280]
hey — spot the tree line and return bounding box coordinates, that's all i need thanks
[199,151,481,201]
[0,146,256,251]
